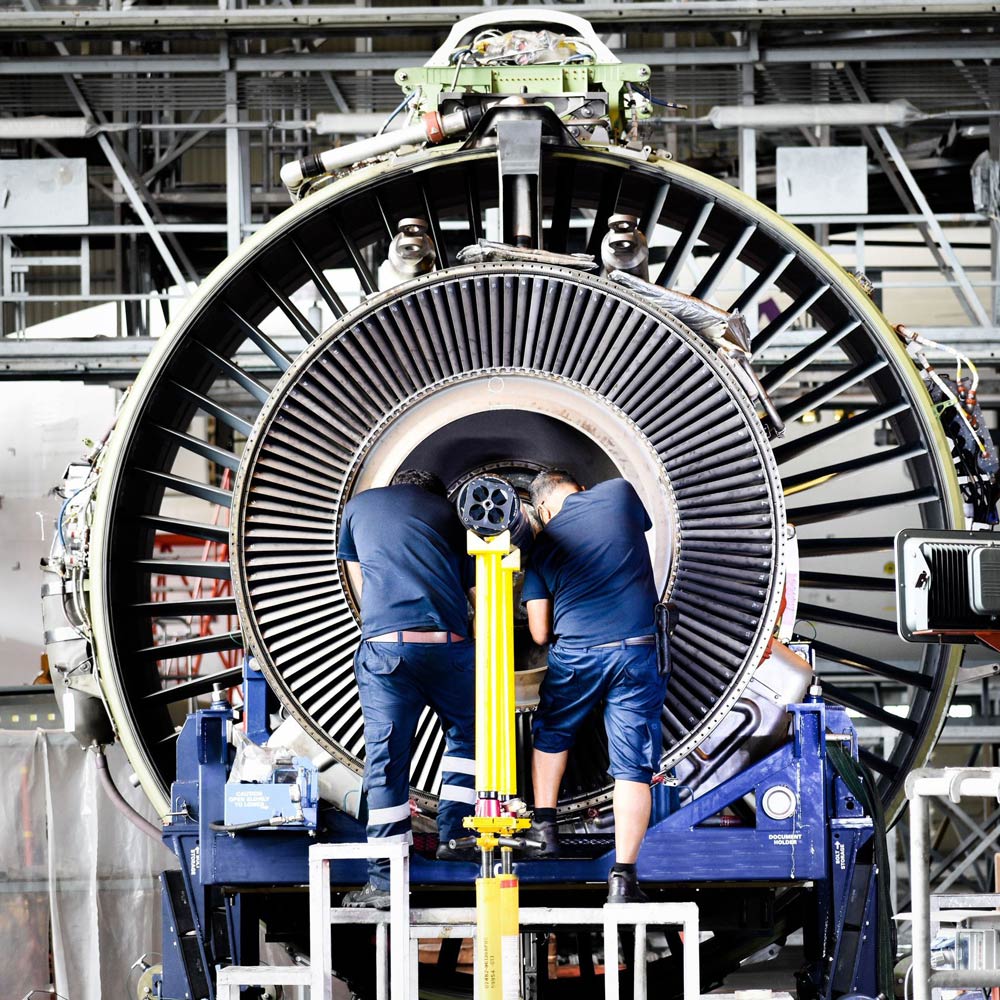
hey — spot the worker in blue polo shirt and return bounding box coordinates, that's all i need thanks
[337,469,476,909]
[522,470,667,904]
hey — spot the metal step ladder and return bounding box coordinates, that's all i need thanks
[214,841,704,1000]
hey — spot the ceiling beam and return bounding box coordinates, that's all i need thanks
[1,2,996,37]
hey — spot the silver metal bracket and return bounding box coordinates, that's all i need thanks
[957,663,1000,685]
[497,118,543,249]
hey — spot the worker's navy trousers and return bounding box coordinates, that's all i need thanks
[532,640,667,783]
[354,638,477,889]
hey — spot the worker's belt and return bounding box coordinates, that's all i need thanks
[589,635,656,650]
[368,630,467,644]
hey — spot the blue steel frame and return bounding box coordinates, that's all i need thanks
[157,662,881,999]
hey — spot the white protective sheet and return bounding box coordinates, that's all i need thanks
[0,729,175,1000]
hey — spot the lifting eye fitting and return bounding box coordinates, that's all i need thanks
[458,474,533,1000]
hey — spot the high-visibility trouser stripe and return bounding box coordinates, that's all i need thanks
[367,802,411,826]
[367,831,413,846]
[367,818,411,839]
[367,800,412,841]
[441,756,476,800]
[439,784,478,805]
[440,755,476,775]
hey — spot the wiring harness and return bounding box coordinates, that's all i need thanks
[898,325,1000,525]
[452,28,598,68]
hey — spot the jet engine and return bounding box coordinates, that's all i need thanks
[49,9,963,851]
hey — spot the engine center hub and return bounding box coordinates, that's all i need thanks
[231,262,786,817]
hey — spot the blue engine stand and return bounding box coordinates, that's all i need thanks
[156,661,886,1000]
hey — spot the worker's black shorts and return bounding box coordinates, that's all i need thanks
[532,641,667,783]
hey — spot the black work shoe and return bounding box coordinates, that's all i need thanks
[435,842,479,863]
[522,819,560,860]
[341,882,392,910]
[606,868,648,904]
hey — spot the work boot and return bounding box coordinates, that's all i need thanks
[522,818,560,860]
[341,882,392,910]
[606,867,648,904]
[435,841,479,863]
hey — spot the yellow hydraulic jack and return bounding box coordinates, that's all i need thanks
[454,475,535,1000]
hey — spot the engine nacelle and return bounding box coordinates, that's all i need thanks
[51,11,963,829]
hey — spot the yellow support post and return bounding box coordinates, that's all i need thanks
[499,848,521,1000]
[464,528,529,1000]
[477,875,502,1000]
[469,531,519,794]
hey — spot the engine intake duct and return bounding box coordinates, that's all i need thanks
[231,263,786,820]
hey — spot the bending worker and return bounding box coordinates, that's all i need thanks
[337,469,477,909]
[522,470,667,904]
